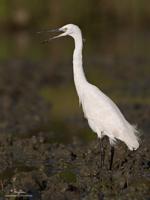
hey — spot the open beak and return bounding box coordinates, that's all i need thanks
[37,28,66,43]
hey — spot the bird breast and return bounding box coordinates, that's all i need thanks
[80,84,128,138]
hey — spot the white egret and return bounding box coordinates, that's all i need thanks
[41,24,140,155]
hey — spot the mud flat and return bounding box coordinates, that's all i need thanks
[0,133,149,200]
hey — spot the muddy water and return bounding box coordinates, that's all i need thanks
[0,29,150,199]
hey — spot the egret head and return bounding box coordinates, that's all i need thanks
[58,24,81,38]
[38,24,81,43]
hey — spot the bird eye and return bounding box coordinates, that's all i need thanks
[63,28,67,32]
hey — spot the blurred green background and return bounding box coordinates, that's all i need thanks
[0,0,149,142]
[1,0,150,60]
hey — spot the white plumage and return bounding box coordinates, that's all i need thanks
[50,24,140,151]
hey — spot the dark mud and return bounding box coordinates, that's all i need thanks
[0,60,52,135]
[0,134,149,200]
[0,60,150,200]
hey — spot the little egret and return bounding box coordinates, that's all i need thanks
[41,24,140,155]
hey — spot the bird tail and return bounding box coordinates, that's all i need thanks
[124,124,141,151]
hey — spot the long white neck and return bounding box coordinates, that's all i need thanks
[72,32,87,100]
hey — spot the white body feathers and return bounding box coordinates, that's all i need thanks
[57,24,140,150]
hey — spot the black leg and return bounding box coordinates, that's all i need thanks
[99,138,104,168]
[109,146,115,170]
